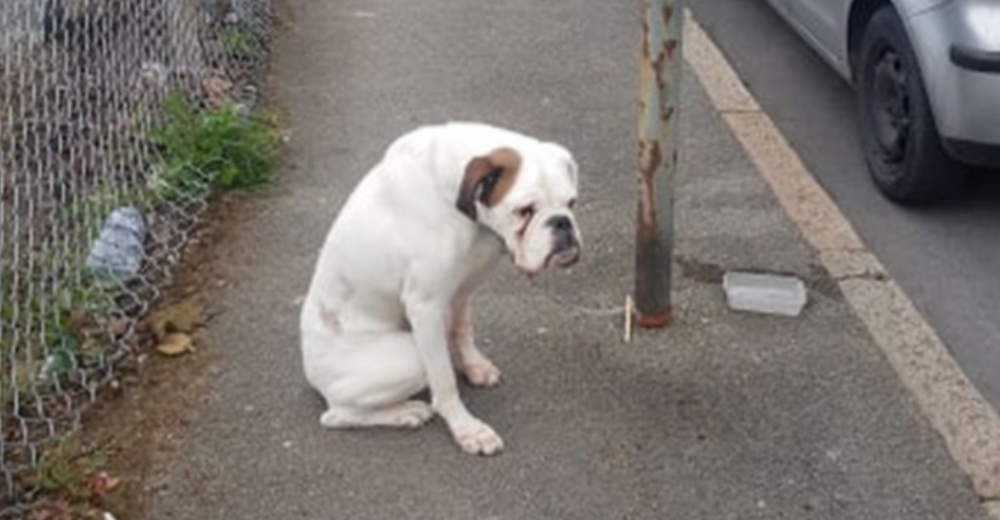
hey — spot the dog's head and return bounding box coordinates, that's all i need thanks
[457,142,581,275]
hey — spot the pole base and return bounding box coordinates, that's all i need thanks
[637,308,672,329]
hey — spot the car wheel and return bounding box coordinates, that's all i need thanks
[856,6,965,204]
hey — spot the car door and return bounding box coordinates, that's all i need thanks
[787,0,851,70]
[764,0,793,20]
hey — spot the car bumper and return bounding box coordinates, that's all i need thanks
[907,1,1000,167]
[950,44,1000,74]
[943,138,1000,169]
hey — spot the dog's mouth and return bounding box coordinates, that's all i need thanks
[544,247,580,270]
[518,250,579,279]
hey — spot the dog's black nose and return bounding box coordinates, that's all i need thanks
[548,215,577,254]
[547,215,573,233]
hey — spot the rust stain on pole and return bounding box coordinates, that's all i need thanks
[635,0,682,329]
[637,139,662,234]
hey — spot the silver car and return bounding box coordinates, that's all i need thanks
[764,0,1000,204]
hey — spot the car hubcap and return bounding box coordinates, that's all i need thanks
[871,49,911,163]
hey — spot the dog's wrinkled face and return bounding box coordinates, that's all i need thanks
[457,143,581,275]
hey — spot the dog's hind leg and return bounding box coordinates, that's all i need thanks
[306,330,432,429]
[320,400,433,429]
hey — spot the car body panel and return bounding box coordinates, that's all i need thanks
[907,0,1000,147]
[788,1,847,69]
[763,0,1000,165]
[765,0,851,77]
[769,0,952,78]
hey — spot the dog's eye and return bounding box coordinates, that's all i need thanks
[567,198,576,209]
[516,205,536,219]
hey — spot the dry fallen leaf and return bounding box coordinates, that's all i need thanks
[156,333,193,357]
[148,298,203,340]
[203,76,234,108]
[80,338,99,352]
[105,317,128,337]
[87,471,121,496]
[27,500,76,520]
[68,310,90,336]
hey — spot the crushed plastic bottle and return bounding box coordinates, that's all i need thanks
[723,271,807,317]
[85,206,147,285]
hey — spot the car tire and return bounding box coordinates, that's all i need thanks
[856,6,965,204]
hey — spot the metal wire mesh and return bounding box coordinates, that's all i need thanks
[0,0,271,504]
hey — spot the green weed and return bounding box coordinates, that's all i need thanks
[222,27,263,60]
[151,92,279,201]
[1,254,115,409]
[32,437,108,500]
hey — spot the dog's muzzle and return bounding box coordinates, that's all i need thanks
[545,215,580,268]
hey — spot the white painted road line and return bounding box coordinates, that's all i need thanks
[683,10,1000,514]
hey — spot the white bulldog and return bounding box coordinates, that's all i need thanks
[300,122,581,456]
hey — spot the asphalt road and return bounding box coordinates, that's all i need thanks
[687,0,1000,412]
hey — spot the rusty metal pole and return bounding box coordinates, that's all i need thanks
[635,0,683,328]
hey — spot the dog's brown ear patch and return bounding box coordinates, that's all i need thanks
[456,147,522,220]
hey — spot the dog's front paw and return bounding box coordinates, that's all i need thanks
[453,420,504,456]
[462,359,501,387]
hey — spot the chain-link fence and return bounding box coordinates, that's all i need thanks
[0,0,271,504]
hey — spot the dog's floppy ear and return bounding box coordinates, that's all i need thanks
[456,147,521,220]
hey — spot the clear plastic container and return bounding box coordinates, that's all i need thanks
[723,271,807,317]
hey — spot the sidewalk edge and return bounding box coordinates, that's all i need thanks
[682,10,1000,513]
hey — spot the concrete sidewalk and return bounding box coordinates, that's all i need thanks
[142,1,989,518]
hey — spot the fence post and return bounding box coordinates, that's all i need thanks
[635,0,683,329]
